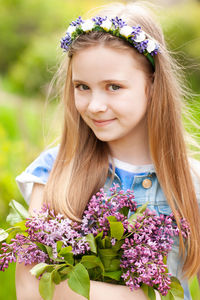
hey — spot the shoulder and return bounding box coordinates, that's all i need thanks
[15,145,59,204]
[26,145,59,175]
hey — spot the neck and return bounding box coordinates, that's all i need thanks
[108,125,153,166]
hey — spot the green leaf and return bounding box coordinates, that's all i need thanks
[141,285,156,300]
[95,231,104,248]
[68,263,90,300]
[59,246,73,255]
[39,272,55,300]
[141,285,149,299]
[112,240,124,252]
[109,221,124,240]
[98,248,118,270]
[0,228,9,242]
[136,202,149,214]
[148,286,156,300]
[189,276,200,300]
[30,263,53,278]
[81,255,104,271]
[128,214,142,222]
[43,245,65,263]
[107,258,121,272]
[6,200,30,225]
[13,220,27,231]
[61,253,74,265]
[56,241,64,253]
[36,242,48,253]
[167,277,184,300]
[59,265,73,282]
[85,234,97,254]
[103,270,122,281]
[106,216,117,222]
[5,227,25,243]
[119,206,129,217]
[95,231,103,242]
[103,236,112,248]
[128,202,149,222]
[59,266,72,275]
[52,270,61,284]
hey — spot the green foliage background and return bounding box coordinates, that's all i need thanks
[0,0,199,299]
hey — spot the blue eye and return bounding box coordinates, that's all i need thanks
[108,84,121,91]
[75,84,89,91]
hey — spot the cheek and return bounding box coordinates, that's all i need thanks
[74,97,87,114]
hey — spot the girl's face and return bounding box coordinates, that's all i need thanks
[72,45,151,145]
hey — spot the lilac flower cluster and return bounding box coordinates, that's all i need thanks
[0,185,189,298]
[80,184,136,236]
[0,206,90,271]
[120,210,189,295]
[25,206,89,256]
[60,15,160,68]
[0,234,48,271]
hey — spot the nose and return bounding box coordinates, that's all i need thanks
[87,92,107,113]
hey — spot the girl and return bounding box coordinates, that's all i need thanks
[15,1,200,300]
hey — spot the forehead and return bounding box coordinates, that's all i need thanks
[71,45,142,80]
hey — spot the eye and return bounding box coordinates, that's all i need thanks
[108,84,121,91]
[74,84,89,91]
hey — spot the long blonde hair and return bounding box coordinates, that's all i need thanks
[43,1,200,278]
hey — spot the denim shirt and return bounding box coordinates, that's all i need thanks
[16,145,200,300]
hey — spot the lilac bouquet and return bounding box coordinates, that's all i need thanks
[0,184,188,300]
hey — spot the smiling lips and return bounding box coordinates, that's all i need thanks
[92,118,116,127]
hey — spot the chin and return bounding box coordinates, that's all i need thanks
[94,134,119,142]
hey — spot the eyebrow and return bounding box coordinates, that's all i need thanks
[72,79,128,84]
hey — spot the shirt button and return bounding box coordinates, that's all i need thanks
[142,178,152,189]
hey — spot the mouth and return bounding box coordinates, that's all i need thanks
[92,118,116,127]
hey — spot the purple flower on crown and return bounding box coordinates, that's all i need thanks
[92,16,107,26]
[132,25,143,36]
[132,40,149,53]
[60,33,72,51]
[112,16,127,29]
[150,44,160,56]
[70,16,83,26]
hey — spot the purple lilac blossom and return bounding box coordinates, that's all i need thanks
[0,234,48,271]
[80,184,137,236]
[25,206,90,257]
[0,206,90,271]
[120,209,189,296]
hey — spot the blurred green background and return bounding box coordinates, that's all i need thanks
[0,0,200,299]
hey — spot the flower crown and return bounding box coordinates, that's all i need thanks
[60,16,160,69]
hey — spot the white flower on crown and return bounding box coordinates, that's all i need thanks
[100,19,113,31]
[119,25,133,38]
[133,30,146,42]
[81,19,94,32]
[146,39,157,53]
[67,25,77,36]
